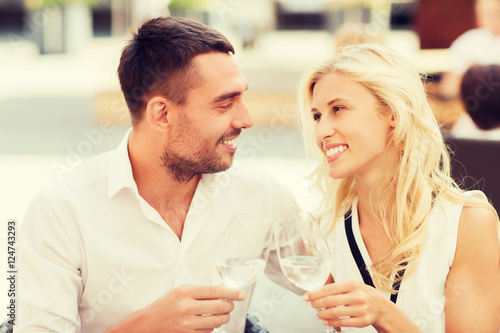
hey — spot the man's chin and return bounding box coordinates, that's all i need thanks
[217,160,234,173]
[206,155,234,174]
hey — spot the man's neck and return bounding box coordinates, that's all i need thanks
[128,128,201,239]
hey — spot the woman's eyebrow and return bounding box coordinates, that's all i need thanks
[311,97,351,112]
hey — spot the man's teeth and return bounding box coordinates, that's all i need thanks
[222,139,236,146]
[326,145,347,158]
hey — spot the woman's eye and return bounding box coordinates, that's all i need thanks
[312,113,321,121]
[333,106,345,113]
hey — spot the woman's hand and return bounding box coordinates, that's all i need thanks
[303,280,421,333]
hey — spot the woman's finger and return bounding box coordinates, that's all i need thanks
[317,304,365,320]
[322,314,373,329]
[309,294,353,309]
[305,280,365,302]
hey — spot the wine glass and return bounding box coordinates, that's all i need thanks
[212,211,274,333]
[276,212,337,333]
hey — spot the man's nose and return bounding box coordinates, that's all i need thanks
[233,101,253,129]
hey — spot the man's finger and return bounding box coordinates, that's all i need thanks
[192,285,246,301]
[192,299,235,316]
[194,313,231,330]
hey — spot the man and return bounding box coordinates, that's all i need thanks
[18,17,298,333]
[451,64,500,139]
[438,0,500,99]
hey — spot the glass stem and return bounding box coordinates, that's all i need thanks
[325,326,337,333]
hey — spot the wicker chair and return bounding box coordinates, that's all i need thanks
[445,135,500,210]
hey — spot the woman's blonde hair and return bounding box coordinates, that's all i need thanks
[298,43,498,292]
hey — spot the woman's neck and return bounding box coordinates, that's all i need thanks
[355,180,393,263]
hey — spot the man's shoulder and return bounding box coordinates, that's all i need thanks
[452,28,489,46]
[37,149,115,201]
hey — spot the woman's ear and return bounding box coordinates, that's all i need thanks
[390,112,397,128]
[381,105,396,128]
[146,96,169,134]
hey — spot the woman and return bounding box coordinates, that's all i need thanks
[298,44,500,332]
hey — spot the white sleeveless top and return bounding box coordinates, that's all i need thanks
[323,191,487,332]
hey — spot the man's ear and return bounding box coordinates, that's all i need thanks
[146,96,169,134]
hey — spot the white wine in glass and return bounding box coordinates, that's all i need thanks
[279,255,332,291]
[213,211,273,333]
[216,257,266,290]
[277,212,337,333]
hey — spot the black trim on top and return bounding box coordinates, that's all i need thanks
[345,210,375,288]
[344,210,406,304]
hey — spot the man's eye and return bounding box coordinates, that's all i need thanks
[221,102,233,109]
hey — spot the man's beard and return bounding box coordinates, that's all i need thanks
[161,149,233,183]
[161,129,241,183]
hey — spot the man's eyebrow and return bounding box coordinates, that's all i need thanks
[212,85,249,103]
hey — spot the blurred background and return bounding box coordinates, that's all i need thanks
[0,0,482,331]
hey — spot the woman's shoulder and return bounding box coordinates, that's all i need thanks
[427,191,494,255]
[451,202,500,279]
[437,190,489,210]
[451,189,499,263]
[458,204,498,240]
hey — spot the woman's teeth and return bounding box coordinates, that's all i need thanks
[326,145,347,158]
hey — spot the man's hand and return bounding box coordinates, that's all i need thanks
[107,285,246,333]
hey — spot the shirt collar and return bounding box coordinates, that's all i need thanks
[106,128,228,199]
[107,128,138,198]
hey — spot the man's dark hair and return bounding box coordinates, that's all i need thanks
[460,64,500,130]
[117,16,235,125]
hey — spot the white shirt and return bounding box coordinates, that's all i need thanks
[18,131,299,333]
[449,28,500,74]
[324,192,487,332]
[451,114,500,140]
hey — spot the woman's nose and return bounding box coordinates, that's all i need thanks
[315,116,335,143]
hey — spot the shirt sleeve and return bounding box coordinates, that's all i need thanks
[448,30,479,75]
[18,193,84,332]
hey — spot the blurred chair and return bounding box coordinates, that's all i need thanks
[445,135,500,210]
[0,318,12,333]
[245,314,269,333]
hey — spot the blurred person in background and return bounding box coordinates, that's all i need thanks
[333,22,385,48]
[298,43,500,332]
[131,0,171,28]
[439,0,500,99]
[451,64,500,140]
[17,16,298,333]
